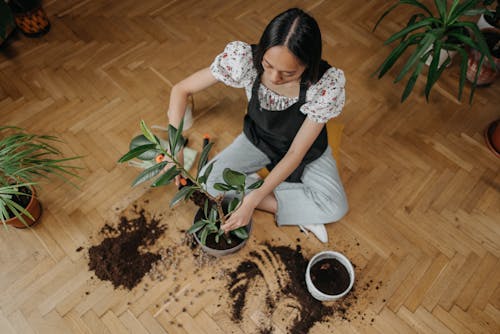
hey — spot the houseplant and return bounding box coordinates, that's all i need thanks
[373,0,496,103]
[118,120,263,256]
[0,126,81,228]
[0,0,15,42]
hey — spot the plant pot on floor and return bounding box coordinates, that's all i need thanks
[466,28,500,86]
[9,0,50,37]
[305,251,355,302]
[485,119,500,158]
[4,185,42,228]
[192,207,252,257]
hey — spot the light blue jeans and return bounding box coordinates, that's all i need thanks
[202,133,348,226]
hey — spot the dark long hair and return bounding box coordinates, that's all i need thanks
[253,8,323,84]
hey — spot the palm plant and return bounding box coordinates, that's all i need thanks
[373,0,496,103]
[118,120,263,246]
[0,126,82,227]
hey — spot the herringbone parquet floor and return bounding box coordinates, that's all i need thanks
[1,1,499,333]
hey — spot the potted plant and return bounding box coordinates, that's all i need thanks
[466,27,500,85]
[8,0,50,37]
[118,120,263,257]
[305,250,355,302]
[478,0,499,29]
[373,0,496,103]
[0,126,82,228]
[0,0,15,43]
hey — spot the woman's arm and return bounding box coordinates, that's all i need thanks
[222,117,325,232]
[167,67,219,128]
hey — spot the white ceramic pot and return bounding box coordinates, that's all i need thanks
[305,251,355,302]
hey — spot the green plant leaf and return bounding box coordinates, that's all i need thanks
[151,166,180,187]
[197,142,213,177]
[131,161,168,187]
[170,185,194,207]
[213,183,232,191]
[231,227,249,240]
[228,197,240,213]
[209,207,218,223]
[424,40,443,101]
[247,179,264,190]
[140,120,159,145]
[200,227,208,245]
[222,168,246,187]
[455,48,468,101]
[198,161,215,185]
[374,33,422,78]
[384,18,437,45]
[395,33,436,83]
[203,199,209,218]
[373,0,434,32]
[434,0,447,22]
[401,59,425,102]
[118,144,157,163]
[187,220,208,234]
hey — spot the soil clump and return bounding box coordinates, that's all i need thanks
[88,207,166,290]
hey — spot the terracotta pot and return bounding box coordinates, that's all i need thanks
[13,6,50,37]
[466,28,500,86]
[4,187,42,228]
[485,119,500,158]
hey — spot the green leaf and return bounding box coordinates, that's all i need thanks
[231,227,249,240]
[213,183,232,191]
[200,227,209,245]
[374,34,422,78]
[455,48,468,102]
[168,120,185,156]
[401,59,425,102]
[199,161,215,185]
[395,33,436,83]
[209,207,218,223]
[425,40,443,101]
[228,197,240,213]
[118,144,157,163]
[197,142,214,177]
[384,18,437,45]
[151,166,180,187]
[170,185,194,207]
[222,168,246,187]
[203,199,209,218]
[247,179,264,190]
[131,161,168,187]
[434,0,447,22]
[187,220,208,234]
[140,120,159,145]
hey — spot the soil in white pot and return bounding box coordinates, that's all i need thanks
[310,258,351,295]
[193,208,246,251]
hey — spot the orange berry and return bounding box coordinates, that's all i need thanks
[155,154,165,163]
[180,178,187,186]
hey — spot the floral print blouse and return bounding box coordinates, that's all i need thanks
[209,41,346,123]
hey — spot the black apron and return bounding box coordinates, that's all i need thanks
[243,61,330,183]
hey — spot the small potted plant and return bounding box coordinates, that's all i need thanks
[0,126,82,228]
[118,120,263,257]
[305,250,355,302]
[373,0,495,103]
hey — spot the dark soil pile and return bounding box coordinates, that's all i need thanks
[226,243,357,334]
[88,208,166,290]
[310,258,350,295]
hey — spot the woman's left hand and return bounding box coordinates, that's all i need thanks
[221,200,255,233]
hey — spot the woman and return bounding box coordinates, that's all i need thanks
[167,8,348,243]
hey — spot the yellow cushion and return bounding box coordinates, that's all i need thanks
[257,121,344,179]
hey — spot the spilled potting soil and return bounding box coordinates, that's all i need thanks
[226,242,359,334]
[87,206,167,290]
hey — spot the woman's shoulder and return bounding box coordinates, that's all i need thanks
[314,65,346,89]
[210,41,256,88]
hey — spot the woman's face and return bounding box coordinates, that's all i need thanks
[262,46,306,85]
